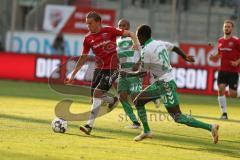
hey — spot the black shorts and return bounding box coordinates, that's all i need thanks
[217,71,239,90]
[91,69,118,96]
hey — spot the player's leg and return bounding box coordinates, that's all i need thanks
[228,72,239,98]
[133,83,161,141]
[150,75,161,108]
[217,71,228,119]
[118,77,140,128]
[133,101,152,141]
[101,70,119,108]
[120,92,141,128]
[166,106,212,131]
[80,70,118,135]
[162,80,219,143]
[80,69,102,134]
[152,99,161,108]
[166,105,219,144]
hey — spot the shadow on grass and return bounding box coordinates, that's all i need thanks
[159,144,240,159]
[0,80,92,103]
[1,113,240,159]
[146,109,240,123]
[0,149,58,160]
[156,131,240,145]
[1,80,239,123]
[139,133,240,159]
[64,132,115,140]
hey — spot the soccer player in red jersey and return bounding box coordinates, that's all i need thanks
[65,11,140,134]
[210,20,240,120]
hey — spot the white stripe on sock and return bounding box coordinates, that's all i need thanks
[87,97,102,127]
[237,87,240,98]
[218,95,227,113]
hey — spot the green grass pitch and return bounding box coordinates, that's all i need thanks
[0,80,240,160]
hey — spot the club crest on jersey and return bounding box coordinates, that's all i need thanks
[228,42,234,46]
[103,42,116,52]
[102,33,109,39]
[118,41,133,49]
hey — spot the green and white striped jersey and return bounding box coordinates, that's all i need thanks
[117,37,140,72]
[141,38,174,82]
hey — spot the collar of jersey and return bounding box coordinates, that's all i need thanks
[143,38,153,47]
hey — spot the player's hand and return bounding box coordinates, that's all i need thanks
[132,43,141,51]
[209,54,220,62]
[138,71,147,77]
[185,55,195,63]
[230,60,239,67]
[64,75,74,84]
[119,71,128,78]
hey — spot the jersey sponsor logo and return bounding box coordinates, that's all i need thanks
[219,48,232,51]
[92,40,111,49]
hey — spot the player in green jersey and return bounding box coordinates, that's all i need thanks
[117,19,161,129]
[121,25,220,144]
[117,19,142,128]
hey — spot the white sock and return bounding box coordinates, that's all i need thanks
[237,87,240,98]
[87,97,102,127]
[102,94,114,104]
[218,95,227,113]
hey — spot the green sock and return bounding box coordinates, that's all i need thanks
[137,105,150,133]
[121,101,138,123]
[177,114,212,131]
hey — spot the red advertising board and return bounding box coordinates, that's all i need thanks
[173,43,220,95]
[0,44,222,95]
[61,7,116,34]
[43,5,116,34]
[174,43,220,68]
[0,52,93,85]
[0,53,36,81]
[172,64,218,95]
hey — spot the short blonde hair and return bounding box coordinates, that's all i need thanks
[224,20,234,27]
[86,11,101,22]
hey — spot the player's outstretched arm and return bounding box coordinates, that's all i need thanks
[172,46,195,63]
[65,55,88,84]
[122,30,140,50]
[120,69,146,78]
[132,59,141,71]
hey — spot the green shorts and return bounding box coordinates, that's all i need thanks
[117,76,142,95]
[143,80,179,108]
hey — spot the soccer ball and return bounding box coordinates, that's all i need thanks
[51,117,67,133]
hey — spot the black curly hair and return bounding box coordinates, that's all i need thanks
[136,24,151,45]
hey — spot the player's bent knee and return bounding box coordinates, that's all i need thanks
[218,89,225,96]
[169,112,182,122]
[93,89,104,98]
[166,105,182,122]
[119,93,128,102]
[134,99,147,107]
